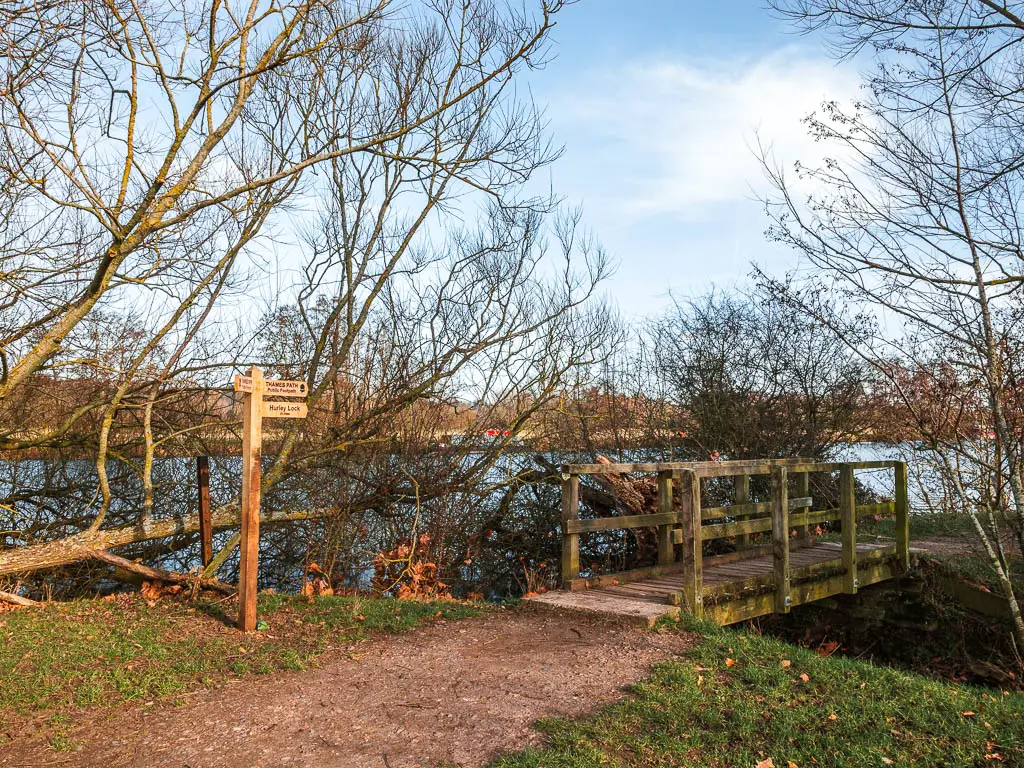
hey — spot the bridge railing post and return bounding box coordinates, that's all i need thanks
[840,463,858,593]
[771,466,791,613]
[657,470,674,565]
[679,469,703,618]
[733,473,750,552]
[895,461,909,570]
[561,474,580,587]
[793,470,809,548]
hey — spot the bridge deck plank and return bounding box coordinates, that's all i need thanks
[529,542,900,625]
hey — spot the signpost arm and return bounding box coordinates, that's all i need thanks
[237,366,264,632]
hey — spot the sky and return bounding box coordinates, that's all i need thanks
[526,0,864,317]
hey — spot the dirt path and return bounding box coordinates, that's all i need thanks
[2,606,695,768]
[912,536,978,558]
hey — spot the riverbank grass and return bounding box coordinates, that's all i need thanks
[494,618,1024,768]
[830,511,1024,589]
[0,593,481,717]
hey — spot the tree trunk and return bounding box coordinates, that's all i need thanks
[89,550,235,595]
[0,589,40,607]
[0,505,331,579]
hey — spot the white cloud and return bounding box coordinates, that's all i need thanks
[549,47,862,220]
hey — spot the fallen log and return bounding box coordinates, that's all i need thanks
[0,589,40,607]
[592,455,658,514]
[590,455,661,564]
[0,506,331,579]
[89,550,236,595]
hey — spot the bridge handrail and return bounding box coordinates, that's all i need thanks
[561,458,899,476]
[558,458,910,618]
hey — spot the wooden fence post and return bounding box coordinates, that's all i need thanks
[197,455,212,567]
[793,470,809,547]
[657,470,674,565]
[237,366,265,633]
[561,474,580,586]
[771,466,791,613]
[733,474,750,551]
[840,463,858,594]
[679,469,703,618]
[894,461,909,570]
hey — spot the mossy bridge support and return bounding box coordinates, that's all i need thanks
[529,458,910,626]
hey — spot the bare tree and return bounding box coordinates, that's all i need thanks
[647,283,870,461]
[765,0,1024,645]
[0,0,619,587]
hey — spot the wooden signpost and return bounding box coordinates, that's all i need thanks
[233,366,308,632]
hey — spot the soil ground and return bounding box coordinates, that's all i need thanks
[1,605,696,768]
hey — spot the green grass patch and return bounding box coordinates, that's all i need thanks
[817,512,1024,585]
[492,618,1024,768]
[929,552,1024,589]
[0,593,481,717]
[821,512,1024,590]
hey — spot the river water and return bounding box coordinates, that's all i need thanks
[0,443,946,596]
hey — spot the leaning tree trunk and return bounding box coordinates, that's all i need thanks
[0,506,332,578]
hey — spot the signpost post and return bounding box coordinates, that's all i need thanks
[232,366,308,632]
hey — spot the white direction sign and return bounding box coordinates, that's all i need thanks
[264,379,307,397]
[234,375,306,397]
[262,401,308,419]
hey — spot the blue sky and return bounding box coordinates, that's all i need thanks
[528,1,863,316]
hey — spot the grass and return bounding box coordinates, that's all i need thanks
[492,618,1024,768]
[0,592,481,718]
[817,512,1024,590]
[932,552,1024,589]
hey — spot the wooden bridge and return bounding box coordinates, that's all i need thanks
[531,458,909,626]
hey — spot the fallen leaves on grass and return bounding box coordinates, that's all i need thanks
[140,581,184,602]
[300,564,334,597]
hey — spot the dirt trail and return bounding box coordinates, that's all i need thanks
[2,606,695,768]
